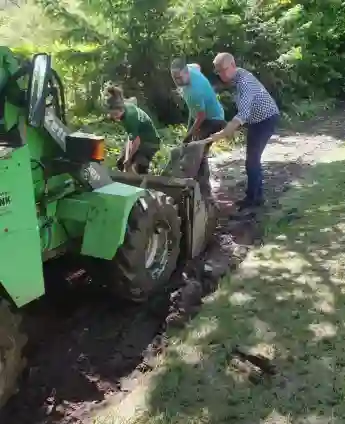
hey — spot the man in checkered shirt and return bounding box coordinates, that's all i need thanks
[207,52,280,211]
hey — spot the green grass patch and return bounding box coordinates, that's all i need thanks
[95,146,345,424]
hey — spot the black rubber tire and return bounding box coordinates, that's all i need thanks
[0,299,27,409]
[106,190,181,303]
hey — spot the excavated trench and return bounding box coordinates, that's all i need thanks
[0,189,243,424]
[0,230,240,424]
[0,109,343,424]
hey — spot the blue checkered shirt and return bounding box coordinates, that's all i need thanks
[232,68,279,125]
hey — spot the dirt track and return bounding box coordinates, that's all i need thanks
[0,108,344,424]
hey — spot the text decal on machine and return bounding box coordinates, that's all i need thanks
[0,191,11,210]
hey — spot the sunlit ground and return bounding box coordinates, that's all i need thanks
[94,147,345,424]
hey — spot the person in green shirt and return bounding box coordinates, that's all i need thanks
[104,85,161,174]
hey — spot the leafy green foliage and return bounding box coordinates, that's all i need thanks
[1,0,345,168]
[26,0,345,119]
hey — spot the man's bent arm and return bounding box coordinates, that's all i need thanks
[183,91,207,143]
[207,117,242,142]
[125,135,141,163]
[183,111,206,143]
[187,113,193,131]
[207,85,256,143]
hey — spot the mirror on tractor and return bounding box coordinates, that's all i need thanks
[27,53,51,128]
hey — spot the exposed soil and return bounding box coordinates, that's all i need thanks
[0,107,344,424]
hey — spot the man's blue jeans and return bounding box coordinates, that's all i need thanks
[245,114,279,201]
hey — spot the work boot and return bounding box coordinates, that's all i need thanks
[236,197,264,211]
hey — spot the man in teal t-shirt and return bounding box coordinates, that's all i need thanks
[170,58,226,197]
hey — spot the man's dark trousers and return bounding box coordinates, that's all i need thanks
[245,114,279,202]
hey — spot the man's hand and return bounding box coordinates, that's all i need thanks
[192,128,201,140]
[182,134,191,145]
[123,160,137,173]
[206,117,243,144]
[208,132,224,142]
[123,151,136,173]
[222,117,242,138]
[123,157,131,171]
[186,137,213,147]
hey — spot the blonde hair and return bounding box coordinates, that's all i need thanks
[213,52,235,67]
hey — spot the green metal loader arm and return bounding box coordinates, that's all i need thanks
[0,46,26,132]
[0,46,20,92]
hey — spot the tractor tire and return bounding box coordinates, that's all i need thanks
[107,191,181,303]
[0,299,27,408]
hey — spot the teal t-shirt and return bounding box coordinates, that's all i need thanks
[180,65,225,121]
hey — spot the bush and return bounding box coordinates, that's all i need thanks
[26,0,345,123]
[2,0,344,169]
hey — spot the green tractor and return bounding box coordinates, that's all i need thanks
[0,47,216,407]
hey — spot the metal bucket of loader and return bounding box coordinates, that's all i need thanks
[110,142,217,260]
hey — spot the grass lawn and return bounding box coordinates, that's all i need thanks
[94,146,345,424]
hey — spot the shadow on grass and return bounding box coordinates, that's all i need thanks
[212,158,311,225]
[211,104,345,214]
[133,157,345,423]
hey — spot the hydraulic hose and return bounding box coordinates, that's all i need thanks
[51,68,67,124]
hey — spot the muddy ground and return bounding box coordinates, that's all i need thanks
[0,108,344,424]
